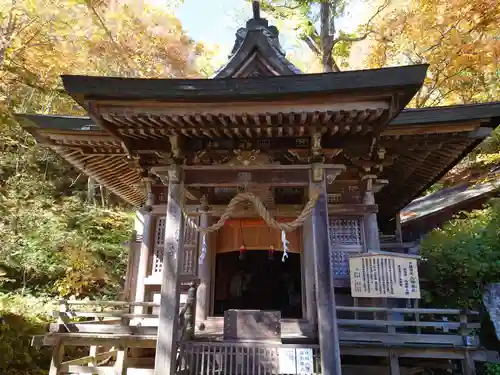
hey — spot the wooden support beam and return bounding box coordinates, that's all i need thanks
[180,164,345,187]
[154,165,185,375]
[310,166,342,375]
[48,340,65,375]
[185,169,309,187]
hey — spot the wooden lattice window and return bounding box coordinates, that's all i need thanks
[328,218,363,248]
[330,251,350,278]
[327,193,342,204]
[152,216,199,276]
[328,217,364,282]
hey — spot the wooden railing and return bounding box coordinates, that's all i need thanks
[48,301,479,346]
[178,342,321,375]
[52,281,198,341]
[336,306,480,346]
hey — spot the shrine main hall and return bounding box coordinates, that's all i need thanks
[17,3,500,375]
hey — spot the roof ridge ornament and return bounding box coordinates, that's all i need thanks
[252,0,261,20]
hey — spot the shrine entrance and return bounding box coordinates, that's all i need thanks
[213,250,303,319]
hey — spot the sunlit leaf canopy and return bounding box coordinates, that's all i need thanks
[367,0,500,107]
[0,0,213,117]
[0,0,212,307]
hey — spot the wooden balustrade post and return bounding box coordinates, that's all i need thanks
[389,352,401,375]
[113,345,128,375]
[154,165,186,375]
[48,339,65,375]
[464,351,476,375]
[58,299,70,327]
[184,280,199,340]
[460,308,470,345]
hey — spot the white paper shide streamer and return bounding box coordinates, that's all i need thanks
[281,230,289,263]
[199,233,207,264]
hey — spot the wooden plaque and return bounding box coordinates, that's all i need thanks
[223,309,281,341]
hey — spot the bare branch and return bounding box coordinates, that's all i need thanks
[332,0,388,46]
[364,0,390,30]
[335,33,370,43]
[301,35,321,56]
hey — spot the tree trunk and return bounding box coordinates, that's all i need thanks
[319,1,341,73]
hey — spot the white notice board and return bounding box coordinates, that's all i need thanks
[296,348,314,375]
[278,348,314,375]
[278,348,297,374]
[349,253,421,299]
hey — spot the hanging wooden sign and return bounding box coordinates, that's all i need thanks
[348,253,421,299]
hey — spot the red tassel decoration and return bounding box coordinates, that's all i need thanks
[239,245,246,260]
[268,244,275,260]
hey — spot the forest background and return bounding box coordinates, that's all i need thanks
[0,0,499,373]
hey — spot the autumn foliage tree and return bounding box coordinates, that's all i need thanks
[367,0,500,108]
[0,1,212,372]
[366,0,500,178]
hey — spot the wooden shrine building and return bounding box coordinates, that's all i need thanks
[17,3,500,375]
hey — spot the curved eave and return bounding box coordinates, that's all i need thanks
[214,29,301,78]
[15,114,143,206]
[377,136,496,220]
[17,102,499,133]
[61,64,428,103]
[53,148,145,206]
[390,102,500,126]
[401,179,500,224]
[378,103,500,219]
[16,113,101,130]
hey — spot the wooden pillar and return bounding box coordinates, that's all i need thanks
[302,215,317,325]
[122,230,139,302]
[134,211,153,313]
[154,165,185,375]
[362,176,380,252]
[196,211,211,322]
[310,166,342,375]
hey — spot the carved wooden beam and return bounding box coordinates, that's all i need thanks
[98,99,389,120]
[88,101,133,156]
